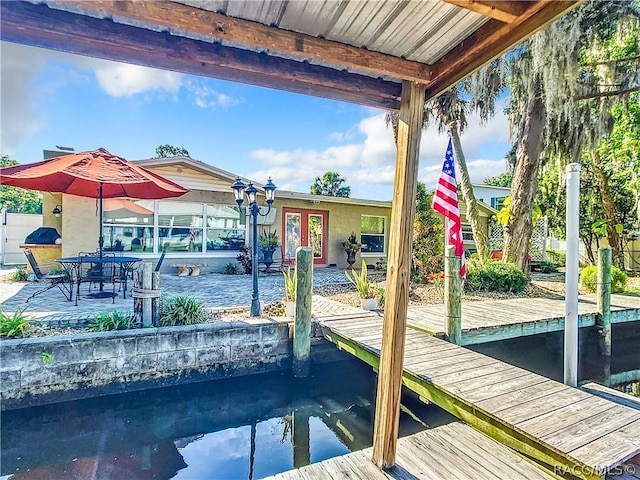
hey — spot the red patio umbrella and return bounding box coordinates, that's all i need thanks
[0,148,188,256]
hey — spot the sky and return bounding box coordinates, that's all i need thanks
[1,41,511,201]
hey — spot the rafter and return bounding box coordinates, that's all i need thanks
[0,2,402,110]
[48,0,434,84]
[443,0,522,23]
[427,0,582,100]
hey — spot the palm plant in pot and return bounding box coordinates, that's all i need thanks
[282,266,297,317]
[259,229,280,271]
[345,262,377,310]
[342,231,362,269]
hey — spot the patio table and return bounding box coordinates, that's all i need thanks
[56,255,142,303]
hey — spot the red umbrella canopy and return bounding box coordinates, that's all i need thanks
[0,148,188,199]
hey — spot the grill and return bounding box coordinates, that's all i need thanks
[24,227,61,245]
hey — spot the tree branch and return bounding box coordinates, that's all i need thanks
[576,85,640,100]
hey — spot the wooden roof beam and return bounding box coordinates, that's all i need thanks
[443,0,528,23]
[47,0,435,84]
[0,2,401,110]
[427,0,582,100]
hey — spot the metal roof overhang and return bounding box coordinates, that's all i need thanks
[1,0,581,110]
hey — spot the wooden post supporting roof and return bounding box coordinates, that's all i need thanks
[372,80,426,468]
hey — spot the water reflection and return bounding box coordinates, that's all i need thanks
[1,360,453,479]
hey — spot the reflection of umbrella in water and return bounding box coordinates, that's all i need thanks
[104,198,155,217]
[0,148,188,257]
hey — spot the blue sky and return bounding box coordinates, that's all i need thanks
[1,41,511,200]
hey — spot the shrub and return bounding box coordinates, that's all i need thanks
[263,301,285,316]
[282,266,297,302]
[11,268,28,282]
[0,307,33,338]
[538,261,558,274]
[547,250,566,267]
[464,260,528,293]
[88,311,133,332]
[376,287,386,308]
[160,295,205,326]
[223,262,239,275]
[236,245,252,274]
[579,265,627,293]
[345,263,376,299]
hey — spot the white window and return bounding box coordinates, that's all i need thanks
[361,215,386,254]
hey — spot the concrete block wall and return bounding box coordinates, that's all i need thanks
[1,320,299,410]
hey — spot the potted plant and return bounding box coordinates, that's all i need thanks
[259,229,280,270]
[342,231,362,269]
[345,262,377,310]
[282,266,297,317]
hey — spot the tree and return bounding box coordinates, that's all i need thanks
[483,172,512,187]
[0,155,43,213]
[500,0,638,272]
[154,144,190,158]
[412,183,445,281]
[310,172,351,197]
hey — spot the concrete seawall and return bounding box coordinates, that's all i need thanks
[0,320,344,410]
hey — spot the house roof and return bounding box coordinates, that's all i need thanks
[1,1,580,110]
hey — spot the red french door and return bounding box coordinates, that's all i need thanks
[282,208,327,264]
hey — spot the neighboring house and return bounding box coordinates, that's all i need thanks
[473,184,510,211]
[40,156,496,272]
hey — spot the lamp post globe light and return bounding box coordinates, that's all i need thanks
[231,177,277,316]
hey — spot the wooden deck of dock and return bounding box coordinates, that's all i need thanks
[312,293,639,346]
[265,421,557,480]
[318,313,640,480]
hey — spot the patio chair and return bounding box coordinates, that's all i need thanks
[155,250,167,272]
[76,252,117,305]
[23,248,71,302]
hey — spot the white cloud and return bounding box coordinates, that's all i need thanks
[246,108,510,198]
[93,62,182,97]
[0,43,48,154]
[186,80,243,109]
[0,42,185,153]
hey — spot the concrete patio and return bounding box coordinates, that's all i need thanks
[0,266,354,324]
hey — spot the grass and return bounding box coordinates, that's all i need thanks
[0,307,34,338]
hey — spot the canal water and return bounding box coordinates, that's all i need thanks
[1,359,454,479]
[470,322,640,386]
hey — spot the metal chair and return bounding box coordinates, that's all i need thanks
[155,250,167,272]
[23,248,71,302]
[76,252,117,304]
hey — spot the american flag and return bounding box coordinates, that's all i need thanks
[432,139,466,278]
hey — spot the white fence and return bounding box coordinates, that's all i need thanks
[0,211,42,265]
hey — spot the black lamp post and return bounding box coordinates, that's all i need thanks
[231,176,277,316]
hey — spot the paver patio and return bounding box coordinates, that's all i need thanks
[0,267,354,323]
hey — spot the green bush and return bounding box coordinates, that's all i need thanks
[88,311,133,332]
[0,307,33,338]
[538,261,558,274]
[464,260,528,293]
[11,268,28,282]
[236,245,252,274]
[547,250,566,266]
[579,265,627,293]
[160,295,205,326]
[223,262,239,275]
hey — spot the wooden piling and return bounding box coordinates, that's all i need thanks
[292,410,310,468]
[444,245,462,345]
[133,261,161,327]
[293,247,313,378]
[597,246,612,353]
[597,246,612,382]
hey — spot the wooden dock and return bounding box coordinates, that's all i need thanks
[312,293,639,346]
[318,313,640,480]
[265,421,556,480]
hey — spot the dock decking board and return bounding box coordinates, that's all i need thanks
[319,314,640,480]
[264,421,556,480]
